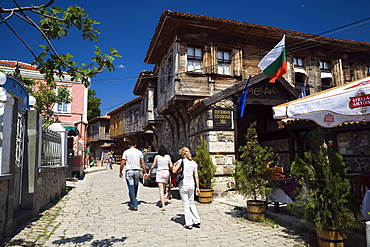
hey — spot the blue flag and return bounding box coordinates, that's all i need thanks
[238,75,251,117]
[299,76,309,98]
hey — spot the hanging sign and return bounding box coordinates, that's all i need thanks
[3,76,29,111]
[213,108,232,127]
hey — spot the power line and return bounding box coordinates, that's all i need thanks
[97,16,370,110]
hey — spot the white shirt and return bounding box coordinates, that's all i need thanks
[156,155,171,170]
[176,158,198,185]
[122,148,143,170]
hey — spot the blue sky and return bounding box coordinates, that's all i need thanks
[2,0,370,115]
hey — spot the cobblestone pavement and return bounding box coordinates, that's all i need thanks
[3,166,315,246]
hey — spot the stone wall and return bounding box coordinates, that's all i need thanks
[0,178,9,239]
[338,130,370,171]
[189,101,236,194]
[35,166,67,213]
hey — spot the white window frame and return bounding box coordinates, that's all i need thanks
[320,61,330,70]
[293,58,304,67]
[54,88,72,114]
[217,50,231,75]
[187,47,202,73]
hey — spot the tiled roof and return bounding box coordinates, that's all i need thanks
[0,60,38,71]
[163,10,370,46]
[146,10,370,62]
[0,60,69,75]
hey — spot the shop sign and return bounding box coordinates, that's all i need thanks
[213,108,231,127]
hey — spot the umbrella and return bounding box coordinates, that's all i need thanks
[273,76,370,128]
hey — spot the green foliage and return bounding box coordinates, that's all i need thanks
[194,139,216,189]
[2,1,121,87]
[87,89,101,121]
[23,78,72,126]
[287,129,361,232]
[233,122,275,201]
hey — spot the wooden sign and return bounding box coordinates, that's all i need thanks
[213,108,231,127]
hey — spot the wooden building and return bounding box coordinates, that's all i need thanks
[131,10,370,193]
[107,96,154,155]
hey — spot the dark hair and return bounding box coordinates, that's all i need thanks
[128,141,136,147]
[158,145,167,156]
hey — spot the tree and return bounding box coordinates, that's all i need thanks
[22,77,72,126]
[87,89,101,121]
[288,129,361,233]
[233,122,275,201]
[194,138,216,189]
[0,1,120,87]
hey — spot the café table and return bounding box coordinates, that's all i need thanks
[268,178,302,213]
[361,189,370,220]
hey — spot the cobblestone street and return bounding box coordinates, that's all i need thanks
[3,166,315,246]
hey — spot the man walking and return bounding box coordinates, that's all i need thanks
[119,142,147,211]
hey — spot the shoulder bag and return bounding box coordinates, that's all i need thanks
[176,159,184,184]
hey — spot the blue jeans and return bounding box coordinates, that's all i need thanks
[125,170,141,209]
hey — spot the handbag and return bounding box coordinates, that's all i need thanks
[176,159,184,184]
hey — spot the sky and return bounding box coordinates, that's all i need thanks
[2,0,370,115]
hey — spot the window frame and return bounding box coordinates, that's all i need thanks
[217,50,231,75]
[54,87,72,114]
[293,57,304,67]
[320,61,330,70]
[187,46,203,73]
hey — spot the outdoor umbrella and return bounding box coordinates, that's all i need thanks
[273,76,370,128]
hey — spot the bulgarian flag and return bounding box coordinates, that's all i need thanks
[258,35,287,83]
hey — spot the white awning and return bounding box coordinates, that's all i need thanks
[321,72,332,78]
[294,67,307,75]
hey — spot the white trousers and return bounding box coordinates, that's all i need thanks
[179,183,201,226]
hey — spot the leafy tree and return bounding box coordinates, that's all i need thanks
[0,1,121,87]
[22,77,71,126]
[87,89,101,121]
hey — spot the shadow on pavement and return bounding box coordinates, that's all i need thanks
[224,205,317,246]
[51,234,127,246]
[171,214,185,226]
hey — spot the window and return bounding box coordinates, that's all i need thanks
[293,58,303,67]
[55,87,71,114]
[366,66,370,75]
[187,47,202,73]
[217,50,231,75]
[320,61,330,70]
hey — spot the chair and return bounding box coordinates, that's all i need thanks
[269,167,286,179]
[350,175,366,206]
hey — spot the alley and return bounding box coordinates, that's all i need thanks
[3,166,313,246]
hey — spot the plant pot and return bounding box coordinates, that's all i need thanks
[246,200,266,221]
[316,228,344,247]
[198,188,213,203]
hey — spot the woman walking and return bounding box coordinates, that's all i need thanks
[172,147,201,229]
[148,145,173,210]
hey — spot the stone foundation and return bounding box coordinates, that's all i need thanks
[35,166,67,213]
[0,177,9,240]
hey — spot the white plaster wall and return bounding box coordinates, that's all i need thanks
[0,88,14,174]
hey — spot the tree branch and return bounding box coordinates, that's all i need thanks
[0,0,54,13]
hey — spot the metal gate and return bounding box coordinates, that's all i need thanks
[13,109,26,210]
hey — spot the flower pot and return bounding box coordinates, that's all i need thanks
[198,188,213,203]
[247,200,266,221]
[316,228,344,247]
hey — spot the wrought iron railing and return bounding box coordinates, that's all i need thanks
[41,127,61,166]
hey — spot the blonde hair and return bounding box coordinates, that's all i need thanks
[179,147,192,160]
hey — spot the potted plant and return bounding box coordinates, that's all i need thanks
[233,122,276,221]
[288,129,361,247]
[194,138,216,203]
